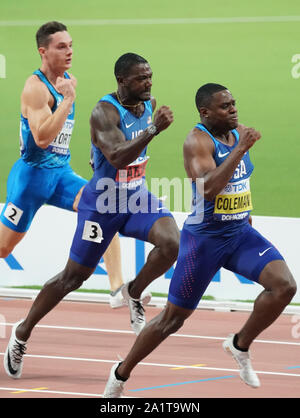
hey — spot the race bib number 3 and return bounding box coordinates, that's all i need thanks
[82,221,104,243]
[3,203,23,226]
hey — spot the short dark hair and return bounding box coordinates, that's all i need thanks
[114,53,148,78]
[195,83,228,111]
[36,21,67,48]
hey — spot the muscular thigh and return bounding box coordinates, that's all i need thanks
[47,165,87,212]
[120,190,175,242]
[168,228,228,310]
[69,186,128,269]
[224,224,284,283]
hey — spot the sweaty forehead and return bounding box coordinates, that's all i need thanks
[211,89,233,105]
[127,62,152,77]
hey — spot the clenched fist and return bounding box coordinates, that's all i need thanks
[56,76,76,102]
[153,106,174,135]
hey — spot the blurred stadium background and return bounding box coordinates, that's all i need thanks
[0,0,299,217]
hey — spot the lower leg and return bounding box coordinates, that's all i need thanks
[129,218,179,299]
[103,233,124,292]
[128,246,175,299]
[16,259,93,342]
[118,302,193,379]
[0,223,26,259]
[235,260,296,350]
[16,274,76,341]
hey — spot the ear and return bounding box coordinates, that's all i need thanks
[199,106,209,119]
[38,46,46,58]
[117,75,125,86]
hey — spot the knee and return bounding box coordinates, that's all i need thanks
[56,259,94,295]
[57,272,88,294]
[0,245,12,259]
[159,234,179,262]
[155,313,186,339]
[274,274,297,304]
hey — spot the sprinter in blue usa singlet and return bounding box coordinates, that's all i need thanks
[169,121,284,309]
[70,92,174,268]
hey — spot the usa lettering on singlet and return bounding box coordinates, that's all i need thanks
[90,94,153,191]
[19,69,75,168]
[214,163,253,221]
[186,123,254,232]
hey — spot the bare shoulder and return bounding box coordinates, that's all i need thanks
[21,74,49,107]
[90,100,120,130]
[23,74,48,93]
[150,96,156,112]
[184,127,213,154]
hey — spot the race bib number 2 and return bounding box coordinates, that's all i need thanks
[3,203,23,226]
[82,220,104,243]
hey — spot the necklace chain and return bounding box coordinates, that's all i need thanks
[116,91,142,108]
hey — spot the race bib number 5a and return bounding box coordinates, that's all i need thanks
[82,220,104,243]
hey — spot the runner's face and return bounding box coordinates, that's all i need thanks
[40,31,73,71]
[206,90,238,130]
[124,63,153,101]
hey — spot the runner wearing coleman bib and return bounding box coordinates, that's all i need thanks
[168,123,284,310]
[70,93,173,269]
[0,69,87,233]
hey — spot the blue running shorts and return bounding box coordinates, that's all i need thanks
[69,184,173,268]
[0,158,87,232]
[168,223,284,310]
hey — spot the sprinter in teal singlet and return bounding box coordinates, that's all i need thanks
[101,83,297,397]
[0,22,85,250]
[0,21,125,322]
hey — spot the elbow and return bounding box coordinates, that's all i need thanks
[203,181,218,202]
[198,178,217,201]
[34,131,52,149]
[107,150,126,169]
[203,189,216,202]
[35,138,49,149]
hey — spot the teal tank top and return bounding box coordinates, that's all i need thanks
[19,69,74,168]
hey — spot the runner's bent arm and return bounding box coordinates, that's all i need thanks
[21,76,75,149]
[90,100,172,169]
[184,126,260,201]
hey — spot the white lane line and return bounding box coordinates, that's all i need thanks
[1,322,299,346]
[0,387,101,397]
[0,353,299,379]
[0,386,134,398]
[1,16,300,27]
[0,387,100,397]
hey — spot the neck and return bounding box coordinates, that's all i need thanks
[40,63,66,84]
[201,122,230,142]
[116,90,142,108]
